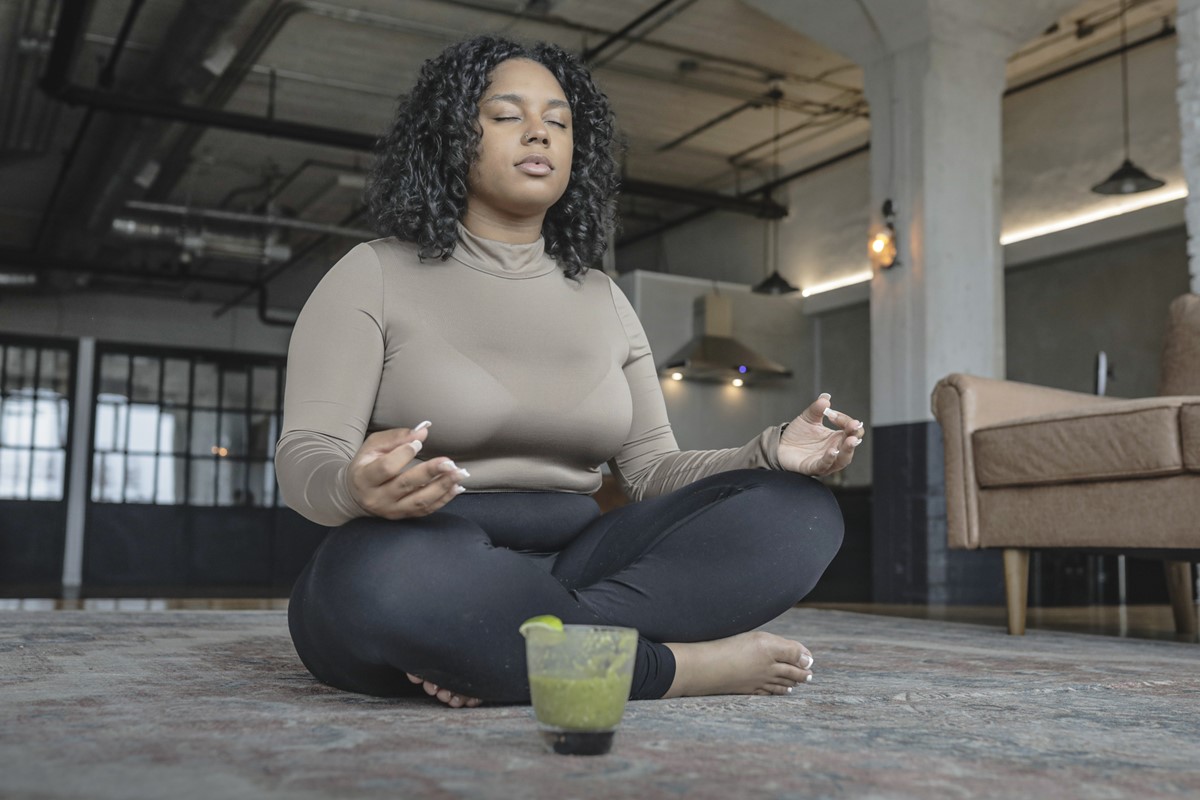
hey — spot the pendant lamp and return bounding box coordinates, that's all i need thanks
[1091,1,1164,195]
[753,91,798,295]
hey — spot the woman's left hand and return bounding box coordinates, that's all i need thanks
[776,393,865,477]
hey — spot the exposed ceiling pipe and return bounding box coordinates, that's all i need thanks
[582,0,681,64]
[123,201,377,239]
[0,248,262,287]
[110,218,293,264]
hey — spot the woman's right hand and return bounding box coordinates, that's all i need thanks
[346,422,469,519]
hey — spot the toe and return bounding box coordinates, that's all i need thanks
[448,695,465,708]
[422,681,440,697]
[436,688,454,704]
[772,663,812,684]
[406,673,424,684]
[466,698,483,708]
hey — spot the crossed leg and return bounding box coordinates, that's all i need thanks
[288,469,843,706]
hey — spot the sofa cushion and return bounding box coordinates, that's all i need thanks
[973,397,1185,488]
[1183,401,1200,472]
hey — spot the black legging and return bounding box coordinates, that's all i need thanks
[288,468,843,703]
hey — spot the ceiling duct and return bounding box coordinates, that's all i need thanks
[658,291,792,383]
[111,218,292,264]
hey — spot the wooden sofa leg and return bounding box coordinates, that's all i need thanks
[1003,548,1030,636]
[1164,561,1198,637]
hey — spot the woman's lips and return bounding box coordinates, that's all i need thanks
[516,156,552,176]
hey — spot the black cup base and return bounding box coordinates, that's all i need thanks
[541,730,615,756]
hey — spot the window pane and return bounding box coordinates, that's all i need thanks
[248,413,276,459]
[222,369,248,410]
[0,391,33,447]
[249,460,276,507]
[188,458,215,505]
[91,453,124,503]
[4,347,36,392]
[131,356,161,403]
[57,398,70,446]
[159,408,187,454]
[0,447,31,499]
[30,450,65,501]
[98,354,130,398]
[155,456,185,505]
[163,358,191,404]
[128,404,159,453]
[39,349,71,396]
[32,394,66,449]
[190,410,218,456]
[219,411,247,454]
[124,454,156,503]
[194,362,218,407]
[251,366,278,411]
[217,458,248,506]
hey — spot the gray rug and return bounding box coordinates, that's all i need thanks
[1,608,1198,799]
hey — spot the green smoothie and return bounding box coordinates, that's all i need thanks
[529,671,632,730]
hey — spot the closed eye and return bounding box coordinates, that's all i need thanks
[548,120,568,128]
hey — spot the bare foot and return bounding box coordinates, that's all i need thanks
[662,631,814,698]
[406,672,483,708]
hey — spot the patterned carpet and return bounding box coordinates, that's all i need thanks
[2,607,1198,799]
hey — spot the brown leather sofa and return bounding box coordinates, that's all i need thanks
[931,293,1200,638]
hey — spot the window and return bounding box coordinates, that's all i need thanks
[91,347,285,507]
[0,341,72,501]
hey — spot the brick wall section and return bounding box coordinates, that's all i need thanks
[1180,0,1200,293]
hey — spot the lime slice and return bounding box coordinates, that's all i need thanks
[518,614,564,638]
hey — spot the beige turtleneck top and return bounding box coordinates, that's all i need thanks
[276,225,785,526]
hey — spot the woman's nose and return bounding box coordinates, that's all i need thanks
[523,124,549,145]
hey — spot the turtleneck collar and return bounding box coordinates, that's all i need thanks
[450,222,558,279]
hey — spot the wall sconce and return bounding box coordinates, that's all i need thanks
[869,199,899,269]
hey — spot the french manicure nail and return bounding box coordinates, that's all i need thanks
[831,449,840,457]
[453,485,466,494]
[819,392,831,399]
[805,674,813,683]
[457,468,471,479]
[409,440,423,454]
[440,460,457,471]
[785,686,794,694]
[414,420,432,432]
[847,437,862,448]
[802,654,814,669]
[823,407,838,421]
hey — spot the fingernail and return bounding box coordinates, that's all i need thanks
[805,674,813,683]
[453,486,466,494]
[819,392,831,399]
[823,407,838,421]
[440,460,457,471]
[785,686,794,694]
[457,468,471,479]
[831,449,840,457]
[414,420,432,432]
[802,654,813,669]
[847,437,862,448]
[409,440,423,454]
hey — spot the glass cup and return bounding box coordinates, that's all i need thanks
[524,624,638,756]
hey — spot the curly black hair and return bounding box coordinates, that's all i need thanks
[367,35,620,280]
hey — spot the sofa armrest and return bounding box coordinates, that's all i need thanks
[930,374,1116,549]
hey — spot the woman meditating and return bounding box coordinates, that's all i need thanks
[277,35,864,709]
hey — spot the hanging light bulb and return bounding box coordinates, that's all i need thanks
[1092,1,1165,195]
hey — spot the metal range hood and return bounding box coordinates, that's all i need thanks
[658,291,793,383]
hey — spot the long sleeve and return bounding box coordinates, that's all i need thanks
[605,281,785,502]
[275,243,385,526]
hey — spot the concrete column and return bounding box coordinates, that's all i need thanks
[746,0,1076,603]
[1179,0,1200,294]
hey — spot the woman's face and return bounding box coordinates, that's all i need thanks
[466,58,574,223]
